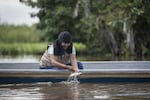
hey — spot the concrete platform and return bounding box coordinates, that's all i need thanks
[0,61,150,84]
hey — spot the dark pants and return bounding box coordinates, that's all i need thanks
[40,61,84,69]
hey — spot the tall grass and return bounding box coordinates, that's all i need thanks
[0,24,87,55]
[0,42,87,55]
[0,24,42,43]
[0,43,46,55]
[74,42,87,52]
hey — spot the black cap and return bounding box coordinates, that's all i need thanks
[58,31,72,43]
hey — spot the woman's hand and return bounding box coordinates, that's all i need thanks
[73,67,80,73]
[66,65,79,72]
[66,65,80,72]
[66,65,75,72]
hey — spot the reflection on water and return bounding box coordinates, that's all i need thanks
[0,83,150,100]
[0,85,43,100]
[0,55,39,62]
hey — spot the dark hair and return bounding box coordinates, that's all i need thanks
[53,31,73,56]
[58,31,72,43]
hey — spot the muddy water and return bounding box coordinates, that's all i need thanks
[0,83,150,100]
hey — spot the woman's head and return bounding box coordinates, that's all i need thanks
[53,31,73,56]
[58,31,72,50]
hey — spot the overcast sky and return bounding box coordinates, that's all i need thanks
[0,0,39,26]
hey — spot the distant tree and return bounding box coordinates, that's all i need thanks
[133,0,150,56]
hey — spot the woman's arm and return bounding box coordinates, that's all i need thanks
[50,54,75,72]
[48,45,75,72]
[70,54,79,72]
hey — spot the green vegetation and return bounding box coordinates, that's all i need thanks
[1,0,150,60]
[73,43,87,52]
[0,42,86,55]
[0,42,46,55]
[0,24,42,43]
[0,24,45,55]
[0,23,87,55]
[20,0,150,58]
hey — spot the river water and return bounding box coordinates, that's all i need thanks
[0,83,150,100]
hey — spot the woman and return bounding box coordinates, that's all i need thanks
[40,31,83,72]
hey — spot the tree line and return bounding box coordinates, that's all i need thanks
[20,0,150,57]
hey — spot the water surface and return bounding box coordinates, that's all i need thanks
[0,83,150,100]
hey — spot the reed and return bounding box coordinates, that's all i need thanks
[0,43,46,55]
[0,42,87,55]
